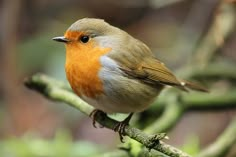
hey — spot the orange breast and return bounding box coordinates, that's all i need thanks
[65,34,111,98]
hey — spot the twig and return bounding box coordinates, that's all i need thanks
[176,60,236,81]
[182,90,236,110]
[169,0,220,67]
[196,117,236,157]
[24,73,192,157]
[188,62,236,81]
[145,101,184,134]
[149,0,185,9]
[193,1,235,68]
[150,87,236,112]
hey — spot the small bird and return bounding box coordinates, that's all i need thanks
[53,18,207,141]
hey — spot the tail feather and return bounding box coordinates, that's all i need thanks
[179,79,209,93]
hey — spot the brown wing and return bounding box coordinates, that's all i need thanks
[120,57,208,92]
[120,57,183,87]
[106,33,208,92]
[141,58,182,86]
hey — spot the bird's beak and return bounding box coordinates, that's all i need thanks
[52,36,70,43]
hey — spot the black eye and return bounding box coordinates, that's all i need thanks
[80,35,89,43]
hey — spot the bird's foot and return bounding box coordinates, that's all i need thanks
[113,113,134,143]
[89,109,107,128]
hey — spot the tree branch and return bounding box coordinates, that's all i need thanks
[177,61,236,81]
[193,1,235,68]
[150,87,236,112]
[196,117,236,157]
[24,73,191,157]
[145,101,184,134]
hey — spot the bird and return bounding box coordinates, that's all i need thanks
[53,18,207,141]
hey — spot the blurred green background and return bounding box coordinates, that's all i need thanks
[0,0,236,156]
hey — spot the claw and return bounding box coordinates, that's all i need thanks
[89,109,106,128]
[113,113,134,142]
[90,111,134,143]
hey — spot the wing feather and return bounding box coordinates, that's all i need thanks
[106,33,207,92]
[141,58,181,86]
[119,57,183,87]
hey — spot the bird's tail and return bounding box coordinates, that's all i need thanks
[178,79,209,92]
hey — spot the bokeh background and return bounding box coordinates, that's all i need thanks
[0,0,236,156]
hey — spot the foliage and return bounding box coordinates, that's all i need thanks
[181,135,200,156]
[0,130,104,157]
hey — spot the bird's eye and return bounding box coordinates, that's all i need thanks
[80,35,89,43]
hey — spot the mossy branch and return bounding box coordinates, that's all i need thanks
[24,73,191,157]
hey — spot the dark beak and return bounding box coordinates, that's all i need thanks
[52,36,70,43]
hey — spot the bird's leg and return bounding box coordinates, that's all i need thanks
[89,109,107,128]
[113,113,134,142]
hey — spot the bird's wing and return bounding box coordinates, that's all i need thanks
[106,37,182,87]
[119,57,208,92]
[107,36,208,92]
[119,57,183,87]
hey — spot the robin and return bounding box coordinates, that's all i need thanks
[53,18,207,141]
